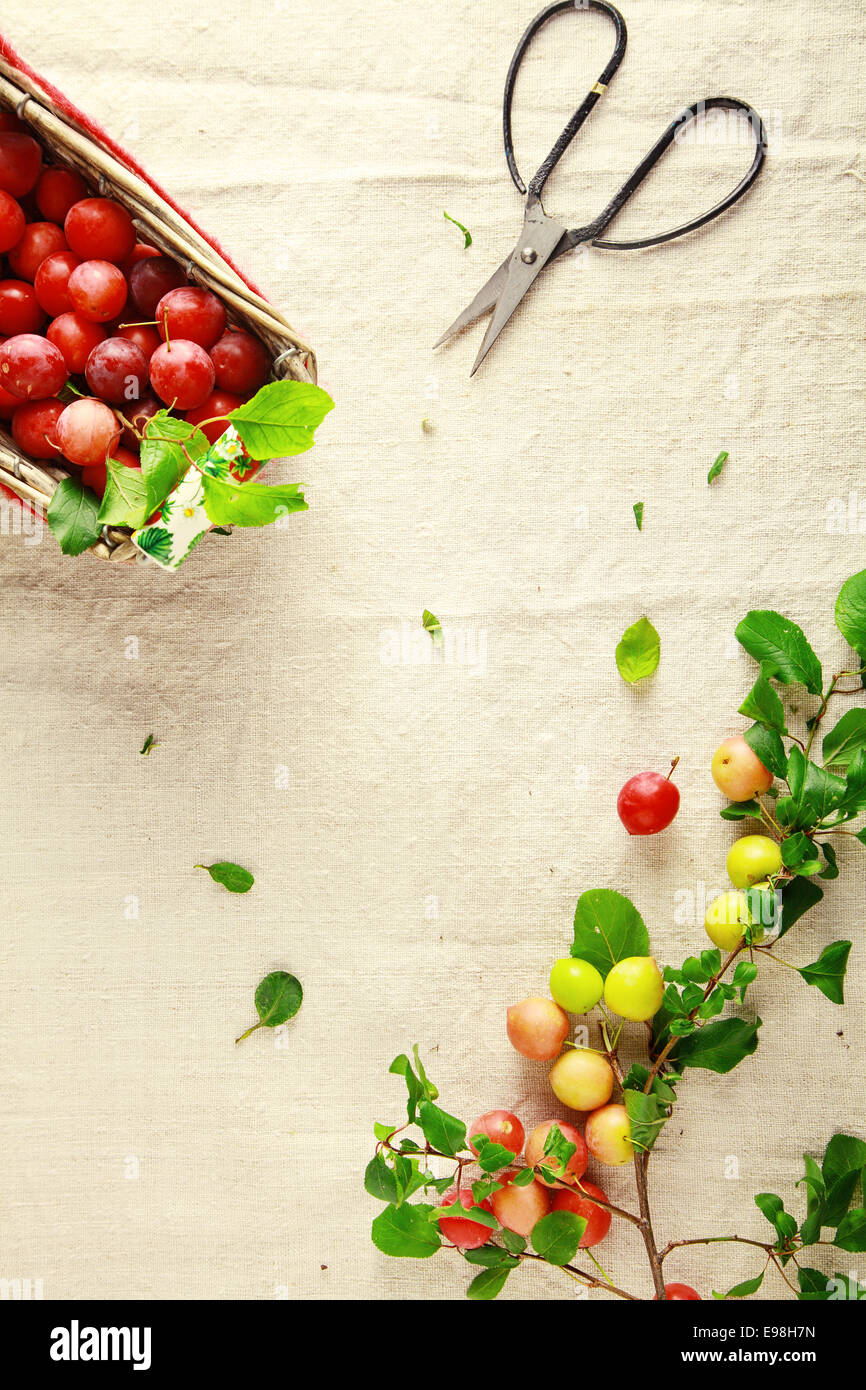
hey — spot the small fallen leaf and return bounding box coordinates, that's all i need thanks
[443,211,472,249]
[422,610,443,647]
[708,450,729,485]
[195,861,254,893]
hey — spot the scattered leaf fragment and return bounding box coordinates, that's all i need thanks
[139,734,157,756]
[195,860,254,893]
[708,450,729,484]
[443,211,472,249]
[633,502,644,530]
[422,610,443,647]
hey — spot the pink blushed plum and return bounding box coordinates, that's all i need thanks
[507,997,570,1060]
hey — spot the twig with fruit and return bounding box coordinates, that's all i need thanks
[366,572,866,1299]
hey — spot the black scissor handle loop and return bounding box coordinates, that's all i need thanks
[587,97,768,250]
[503,0,627,200]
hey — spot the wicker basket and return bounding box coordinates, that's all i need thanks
[0,40,316,564]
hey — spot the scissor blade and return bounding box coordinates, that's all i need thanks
[469,212,567,376]
[433,254,511,349]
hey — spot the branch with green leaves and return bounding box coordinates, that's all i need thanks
[366,573,866,1300]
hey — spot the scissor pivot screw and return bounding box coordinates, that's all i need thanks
[520,247,537,264]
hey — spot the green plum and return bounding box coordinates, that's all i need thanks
[726,834,782,888]
[549,957,604,1013]
[603,956,664,1022]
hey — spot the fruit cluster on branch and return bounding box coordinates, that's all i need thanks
[367,574,866,1300]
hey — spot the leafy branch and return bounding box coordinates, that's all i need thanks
[366,574,866,1299]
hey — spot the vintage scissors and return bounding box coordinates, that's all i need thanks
[435,0,767,375]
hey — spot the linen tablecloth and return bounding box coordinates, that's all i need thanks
[0,0,863,1300]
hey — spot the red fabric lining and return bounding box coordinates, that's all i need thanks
[0,29,265,299]
[0,481,46,522]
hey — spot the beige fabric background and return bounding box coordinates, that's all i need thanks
[1,0,864,1302]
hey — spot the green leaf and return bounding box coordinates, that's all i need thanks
[142,410,208,449]
[821,1172,860,1228]
[236,969,303,1042]
[201,472,307,528]
[735,610,823,694]
[624,1088,668,1154]
[466,1266,512,1300]
[196,860,254,893]
[835,569,866,659]
[707,449,729,484]
[530,1211,587,1266]
[411,1045,439,1101]
[818,842,839,880]
[365,1153,399,1202]
[510,1167,536,1188]
[822,709,866,767]
[732,962,758,988]
[471,1178,504,1203]
[615,616,660,683]
[720,799,761,820]
[681,956,711,983]
[675,1016,761,1073]
[470,1133,515,1172]
[253,971,303,1026]
[778,876,823,937]
[681,983,704,1012]
[139,734,157,756]
[46,478,102,556]
[389,1053,424,1122]
[786,746,849,826]
[797,1268,866,1300]
[743,722,787,779]
[371,1202,441,1258]
[421,609,442,647]
[97,457,152,528]
[430,1202,498,1231]
[798,941,852,1004]
[755,1192,797,1243]
[823,1133,866,1189]
[138,435,200,513]
[832,747,866,820]
[781,831,822,875]
[418,1101,467,1158]
[795,1264,866,1299]
[714,1270,764,1299]
[835,1209,866,1252]
[633,501,644,530]
[443,210,472,248]
[738,673,787,732]
[696,987,726,1020]
[227,380,334,460]
[541,1122,577,1175]
[463,1246,519,1269]
[668,1017,696,1037]
[798,1152,826,1206]
[571,889,649,979]
[501,1229,527,1255]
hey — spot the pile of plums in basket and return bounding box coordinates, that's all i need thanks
[0,113,270,495]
